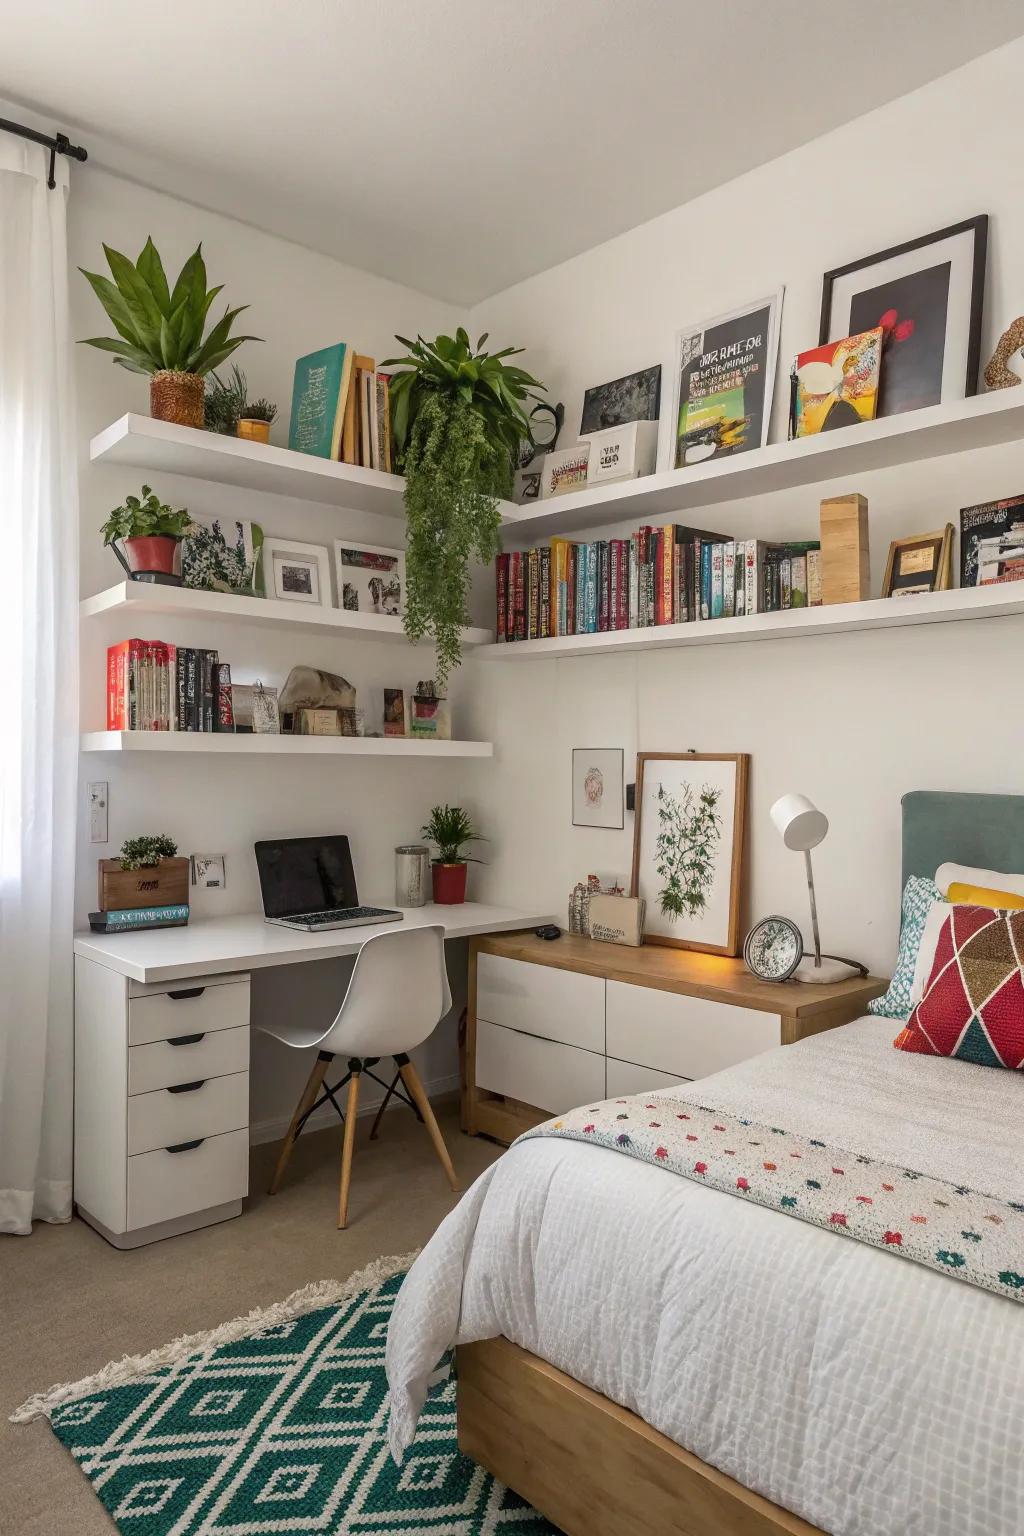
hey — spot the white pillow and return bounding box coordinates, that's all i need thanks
[909,900,951,1006]
[933,862,1024,899]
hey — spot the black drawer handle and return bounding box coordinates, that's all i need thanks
[167,1079,206,1094]
[168,987,206,1001]
[167,1032,205,1047]
[166,1138,205,1154]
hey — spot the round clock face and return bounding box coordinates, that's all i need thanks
[743,915,803,982]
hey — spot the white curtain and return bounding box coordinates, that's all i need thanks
[0,136,79,1233]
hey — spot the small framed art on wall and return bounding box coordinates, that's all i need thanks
[572,747,625,829]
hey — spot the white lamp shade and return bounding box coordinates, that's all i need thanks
[770,793,828,852]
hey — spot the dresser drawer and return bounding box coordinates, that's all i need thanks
[128,1071,249,1155]
[606,982,780,1079]
[128,1025,250,1095]
[476,953,604,1053]
[127,1128,249,1230]
[476,1020,604,1116]
[128,979,250,1046]
[606,1058,688,1098]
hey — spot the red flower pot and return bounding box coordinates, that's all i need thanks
[122,534,182,580]
[431,862,468,905]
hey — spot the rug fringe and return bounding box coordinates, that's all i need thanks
[11,1248,418,1425]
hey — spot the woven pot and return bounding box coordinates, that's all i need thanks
[150,370,205,428]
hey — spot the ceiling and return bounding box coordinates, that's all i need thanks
[3,1,1022,305]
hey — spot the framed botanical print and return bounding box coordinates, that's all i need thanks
[572,747,624,829]
[631,752,749,954]
[818,215,988,416]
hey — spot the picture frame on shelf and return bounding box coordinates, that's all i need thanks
[580,365,661,436]
[670,291,783,469]
[791,327,883,438]
[882,525,955,598]
[383,687,407,737]
[182,517,264,596]
[333,540,405,616]
[631,751,749,955]
[572,747,625,829]
[959,495,1024,588]
[260,538,331,606]
[818,215,988,416]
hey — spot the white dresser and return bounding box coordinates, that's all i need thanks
[74,956,251,1248]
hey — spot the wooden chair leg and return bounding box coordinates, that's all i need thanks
[268,1053,331,1195]
[337,1068,361,1229]
[398,1060,461,1193]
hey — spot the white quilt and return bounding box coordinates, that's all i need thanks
[386,1017,1024,1536]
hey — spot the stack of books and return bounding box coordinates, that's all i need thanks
[106,640,232,731]
[287,343,392,470]
[88,904,190,934]
[495,527,823,641]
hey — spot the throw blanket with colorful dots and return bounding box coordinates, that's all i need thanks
[516,1095,1024,1304]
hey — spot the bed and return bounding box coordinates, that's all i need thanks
[386,792,1024,1536]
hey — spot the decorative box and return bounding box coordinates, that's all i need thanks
[540,444,591,499]
[581,419,659,487]
[97,856,190,913]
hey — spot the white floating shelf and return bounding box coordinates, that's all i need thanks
[79,580,493,647]
[477,583,1024,660]
[503,389,1024,540]
[81,731,493,758]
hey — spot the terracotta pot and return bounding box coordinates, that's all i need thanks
[237,419,271,444]
[150,370,205,428]
[431,862,468,905]
[122,534,182,580]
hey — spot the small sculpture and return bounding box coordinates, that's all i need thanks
[278,666,356,718]
[984,317,1024,389]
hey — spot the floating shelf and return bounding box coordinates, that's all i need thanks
[81,731,493,758]
[80,581,493,647]
[477,583,1024,660]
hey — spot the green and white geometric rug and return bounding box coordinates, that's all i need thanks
[13,1254,557,1534]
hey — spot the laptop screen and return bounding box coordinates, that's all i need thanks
[255,836,358,918]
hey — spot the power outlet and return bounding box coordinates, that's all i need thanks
[88,781,109,844]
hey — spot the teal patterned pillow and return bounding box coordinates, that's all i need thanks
[868,876,943,1020]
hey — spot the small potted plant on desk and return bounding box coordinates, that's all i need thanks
[101,484,195,585]
[422,804,484,905]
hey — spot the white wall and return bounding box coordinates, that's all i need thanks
[463,38,1024,975]
[71,168,483,1136]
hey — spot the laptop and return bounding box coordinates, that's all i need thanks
[255,835,404,933]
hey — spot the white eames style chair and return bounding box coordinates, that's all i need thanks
[264,924,460,1227]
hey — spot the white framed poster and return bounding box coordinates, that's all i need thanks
[333,540,405,616]
[670,290,783,469]
[572,747,624,829]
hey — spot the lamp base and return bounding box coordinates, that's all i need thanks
[792,954,865,984]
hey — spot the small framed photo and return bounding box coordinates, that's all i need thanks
[333,541,405,616]
[261,538,331,606]
[882,525,954,598]
[383,687,407,737]
[572,747,625,829]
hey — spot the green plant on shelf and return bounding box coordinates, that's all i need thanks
[204,364,250,434]
[241,397,277,423]
[118,834,178,871]
[101,485,194,546]
[420,804,485,866]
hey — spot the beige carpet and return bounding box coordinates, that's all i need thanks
[1,1098,501,1535]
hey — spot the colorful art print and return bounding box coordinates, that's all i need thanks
[543,446,590,499]
[260,539,331,607]
[571,747,624,829]
[631,752,749,955]
[383,687,407,737]
[882,526,953,599]
[182,518,263,595]
[960,496,1024,587]
[333,541,404,616]
[580,365,662,436]
[793,327,883,437]
[672,292,783,468]
[819,216,988,414]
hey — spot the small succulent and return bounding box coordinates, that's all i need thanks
[101,485,194,545]
[240,397,277,423]
[119,834,178,871]
[205,364,249,435]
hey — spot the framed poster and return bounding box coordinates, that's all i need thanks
[819,215,988,416]
[580,365,661,436]
[572,747,624,829]
[631,752,749,954]
[333,541,405,616]
[671,291,783,469]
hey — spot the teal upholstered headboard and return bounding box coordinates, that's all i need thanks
[901,791,1024,890]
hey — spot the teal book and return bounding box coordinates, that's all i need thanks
[288,344,353,458]
[104,904,190,926]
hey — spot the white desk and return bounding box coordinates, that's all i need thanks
[73,901,552,1249]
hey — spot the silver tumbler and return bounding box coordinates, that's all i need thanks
[395,844,430,907]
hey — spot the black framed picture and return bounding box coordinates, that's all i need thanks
[818,216,988,417]
[580,366,661,437]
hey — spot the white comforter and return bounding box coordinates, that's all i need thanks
[387,1017,1024,1536]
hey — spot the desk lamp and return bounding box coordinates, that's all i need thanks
[769,794,866,983]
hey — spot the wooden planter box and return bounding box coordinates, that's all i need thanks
[98,857,190,913]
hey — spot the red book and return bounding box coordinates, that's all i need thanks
[495,553,510,642]
[106,639,144,730]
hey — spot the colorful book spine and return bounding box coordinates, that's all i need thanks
[722,542,736,619]
[807,548,823,607]
[711,543,725,619]
[790,553,808,608]
[699,542,712,620]
[102,904,190,927]
[539,546,552,638]
[495,553,510,642]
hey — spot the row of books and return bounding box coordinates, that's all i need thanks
[495,526,823,641]
[288,343,392,470]
[88,904,190,934]
[106,640,232,731]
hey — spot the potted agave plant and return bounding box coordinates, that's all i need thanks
[421,803,485,905]
[101,484,194,584]
[79,237,260,428]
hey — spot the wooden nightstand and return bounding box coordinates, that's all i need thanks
[461,931,886,1145]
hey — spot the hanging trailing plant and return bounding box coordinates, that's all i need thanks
[383,329,545,687]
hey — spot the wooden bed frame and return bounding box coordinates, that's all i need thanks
[457,1338,824,1536]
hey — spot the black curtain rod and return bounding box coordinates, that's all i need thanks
[0,115,88,188]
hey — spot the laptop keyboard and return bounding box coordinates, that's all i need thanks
[292,906,396,927]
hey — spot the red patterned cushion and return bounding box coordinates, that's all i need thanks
[894,904,1024,1069]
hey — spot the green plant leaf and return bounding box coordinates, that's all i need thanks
[169,244,206,314]
[78,269,144,347]
[103,243,163,344]
[136,237,171,316]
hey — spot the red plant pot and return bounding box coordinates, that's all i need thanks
[123,534,182,579]
[431,862,467,905]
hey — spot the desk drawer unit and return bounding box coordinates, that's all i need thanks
[476,953,604,1053]
[128,977,250,1046]
[128,1128,249,1231]
[476,1020,604,1116]
[127,1072,250,1155]
[128,1024,250,1095]
[606,982,780,1080]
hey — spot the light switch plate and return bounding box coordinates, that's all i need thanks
[88,781,109,843]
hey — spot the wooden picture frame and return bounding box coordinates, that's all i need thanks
[630,752,748,955]
[881,524,954,598]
